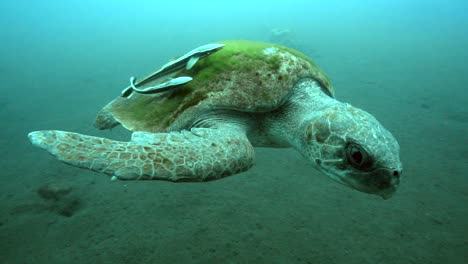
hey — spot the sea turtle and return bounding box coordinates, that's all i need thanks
[28,40,402,199]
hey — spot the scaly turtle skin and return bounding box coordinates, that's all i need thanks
[28,40,402,199]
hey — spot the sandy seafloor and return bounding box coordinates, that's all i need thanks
[1,6,468,264]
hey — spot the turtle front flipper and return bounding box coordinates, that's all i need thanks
[28,128,255,181]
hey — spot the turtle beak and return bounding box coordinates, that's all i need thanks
[374,168,401,200]
[339,168,401,200]
[379,186,397,200]
[315,163,401,199]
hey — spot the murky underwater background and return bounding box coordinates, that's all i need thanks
[1,0,467,263]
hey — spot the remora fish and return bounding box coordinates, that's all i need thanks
[121,43,224,98]
[122,76,193,98]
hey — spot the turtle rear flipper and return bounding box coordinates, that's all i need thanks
[94,107,120,130]
[28,128,254,181]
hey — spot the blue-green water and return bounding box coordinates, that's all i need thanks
[1,0,467,263]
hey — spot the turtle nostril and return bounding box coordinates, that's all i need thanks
[393,170,400,178]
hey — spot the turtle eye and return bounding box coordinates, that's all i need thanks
[346,144,369,169]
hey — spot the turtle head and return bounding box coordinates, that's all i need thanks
[302,103,402,199]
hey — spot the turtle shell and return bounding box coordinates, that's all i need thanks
[94,40,333,133]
